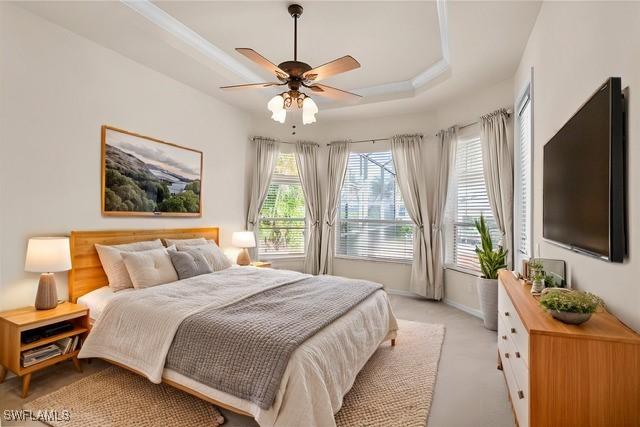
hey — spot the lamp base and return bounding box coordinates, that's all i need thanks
[35,273,58,310]
[237,248,252,266]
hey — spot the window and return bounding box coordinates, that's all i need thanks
[336,151,413,261]
[515,87,533,270]
[445,136,501,273]
[258,153,306,257]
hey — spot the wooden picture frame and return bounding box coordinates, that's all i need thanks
[101,126,203,217]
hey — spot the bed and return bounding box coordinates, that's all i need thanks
[69,227,398,427]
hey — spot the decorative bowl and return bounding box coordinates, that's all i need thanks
[548,310,592,325]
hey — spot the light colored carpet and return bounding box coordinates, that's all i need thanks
[23,319,444,427]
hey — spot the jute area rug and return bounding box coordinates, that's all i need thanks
[24,319,445,427]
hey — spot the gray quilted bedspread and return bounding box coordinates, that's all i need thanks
[165,274,382,409]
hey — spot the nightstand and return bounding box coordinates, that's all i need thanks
[251,261,272,268]
[0,302,89,398]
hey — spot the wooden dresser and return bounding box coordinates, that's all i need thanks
[497,270,640,427]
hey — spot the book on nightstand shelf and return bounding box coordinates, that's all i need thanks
[21,344,61,367]
[20,336,81,367]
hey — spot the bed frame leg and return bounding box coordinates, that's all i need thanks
[391,339,396,347]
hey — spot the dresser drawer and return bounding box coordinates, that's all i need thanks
[498,323,529,427]
[498,279,529,365]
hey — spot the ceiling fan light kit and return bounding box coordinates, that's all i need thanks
[220,4,362,124]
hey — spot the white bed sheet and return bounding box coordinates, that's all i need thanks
[77,286,132,321]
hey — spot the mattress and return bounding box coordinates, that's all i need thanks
[77,286,132,321]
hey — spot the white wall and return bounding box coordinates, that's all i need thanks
[0,3,252,310]
[514,2,640,331]
[251,78,514,313]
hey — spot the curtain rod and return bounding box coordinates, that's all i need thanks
[250,137,319,147]
[437,108,513,136]
[253,108,511,147]
[327,135,424,146]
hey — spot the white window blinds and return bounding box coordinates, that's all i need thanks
[258,153,306,257]
[445,136,501,272]
[336,151,413,261]
[515,90,533,264]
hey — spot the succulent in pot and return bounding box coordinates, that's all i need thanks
[539,288,604,325]
[531,271,545,294]
[474,214,508,331]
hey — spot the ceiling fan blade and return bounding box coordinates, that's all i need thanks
[236,48,289,79]
[307,84,362,103]
[303,56,360,82]
[220,82,284,90]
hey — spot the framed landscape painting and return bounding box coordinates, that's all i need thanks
[101,126,203,217]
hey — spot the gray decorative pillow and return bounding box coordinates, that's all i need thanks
[168,249,213,280]
[176,241,232,272]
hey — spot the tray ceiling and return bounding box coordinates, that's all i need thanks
[16,1,541,119]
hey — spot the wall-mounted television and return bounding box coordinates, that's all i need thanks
[543,77,625,262]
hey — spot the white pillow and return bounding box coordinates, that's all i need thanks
[164,237,207,247]
[121,246,178,289]
[175,241,232,272]
[95,239,164,291]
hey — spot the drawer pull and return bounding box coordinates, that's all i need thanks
[501,335,507,340]
[511,327,517,334]
[504,352,510,358]
[515,352,521,358]
[504,311,510,316]
[517,390,525,399]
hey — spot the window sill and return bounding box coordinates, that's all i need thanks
[259,255,305,262]
[334,255,412,265]
[444,264,482,278]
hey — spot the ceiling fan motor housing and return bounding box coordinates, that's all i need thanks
[288,4,303,18]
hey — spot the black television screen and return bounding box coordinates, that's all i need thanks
[543,77,625,262]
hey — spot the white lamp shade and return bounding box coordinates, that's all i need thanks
[302,97,318,125]
[232,231,256,248]
[25,237,72,273]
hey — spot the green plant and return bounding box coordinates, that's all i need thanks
[528,259,544,271]
[474,214,508,279]
[543,272,558,288]
[539,290,604,314]
[531,271,544,282]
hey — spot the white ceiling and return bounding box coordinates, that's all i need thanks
[16,0,541,121]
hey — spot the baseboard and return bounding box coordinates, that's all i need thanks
[384,288,417,298]
[444,298,483,319]
[385,288,484,319]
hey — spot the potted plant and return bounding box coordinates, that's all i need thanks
[539,289,604,325]
[527,259,544,282]
[531,271,545,294]
[474,215,508,331]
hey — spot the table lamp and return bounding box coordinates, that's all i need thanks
[232,231,256,266]
[25,237,72,310]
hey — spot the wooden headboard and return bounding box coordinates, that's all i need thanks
[68,227,220,302]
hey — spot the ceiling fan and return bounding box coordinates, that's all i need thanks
[220,4,362,124]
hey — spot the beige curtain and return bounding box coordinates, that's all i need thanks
[391,134,436,298]
[430,127,458,298]
[246,138,280,258]
[319,141,349,275]
[480,108,514,267]
[295,141,322,274]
